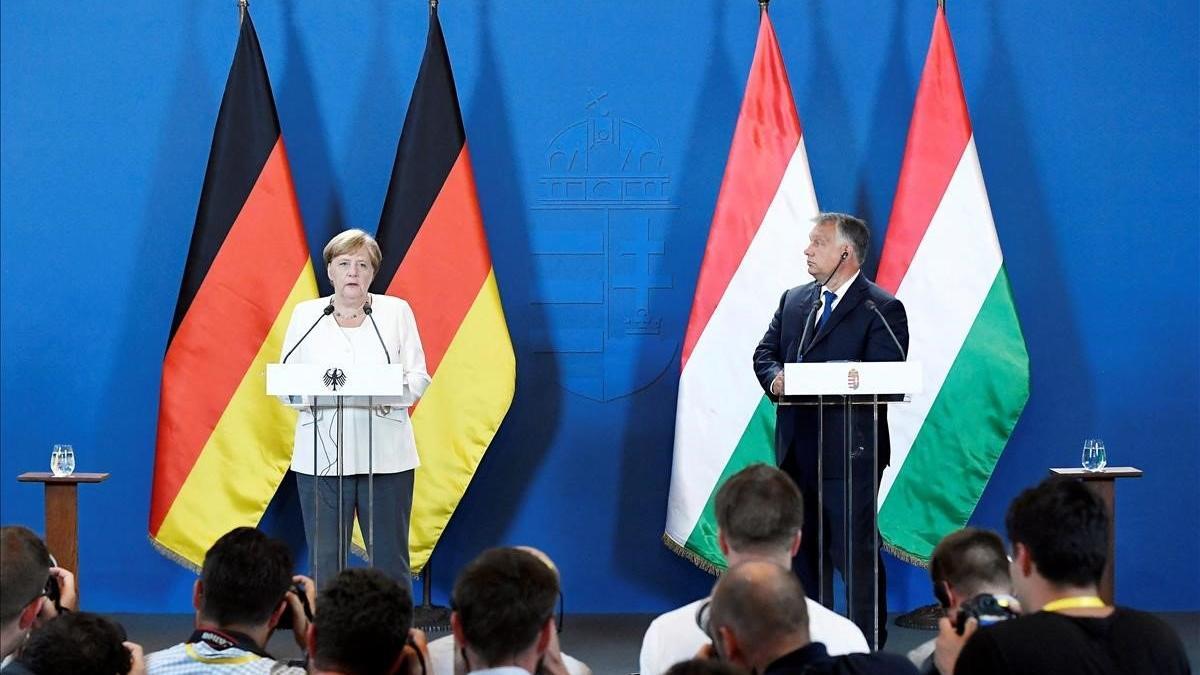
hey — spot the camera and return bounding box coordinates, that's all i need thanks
[955,593,1019,635]
[276,581,313,631]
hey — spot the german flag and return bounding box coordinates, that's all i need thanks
[370,6,515,572]
[149,10,317,568]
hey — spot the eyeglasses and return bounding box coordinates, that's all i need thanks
[694,599,712,638]
[556,590,565,635]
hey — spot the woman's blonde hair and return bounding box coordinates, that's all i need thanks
[323,228,382,271]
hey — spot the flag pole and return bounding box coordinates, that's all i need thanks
[237,0,247,24]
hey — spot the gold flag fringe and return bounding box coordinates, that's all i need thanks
[149,536,202,574]
[661,533,723,576]
[883,538,930,569]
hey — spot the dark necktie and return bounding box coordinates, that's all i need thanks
[815,290,837,331]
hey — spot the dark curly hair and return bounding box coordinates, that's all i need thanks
[200,527,293,627]
[1006,477,1109,587]
[451,548,559,666]
[17,612,132,675]
[312,568,414,675]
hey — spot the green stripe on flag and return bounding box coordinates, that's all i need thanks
[880,266,1029,563]
[683,395,778,570]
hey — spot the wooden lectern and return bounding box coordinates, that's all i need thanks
[1049,466,1143,604]
[16,472,110,588]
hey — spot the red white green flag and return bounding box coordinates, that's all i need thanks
[875,6,1030,564]
[665,11,819,570]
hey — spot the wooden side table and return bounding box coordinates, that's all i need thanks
[16,472,110,586]
[1049,466,1143,604]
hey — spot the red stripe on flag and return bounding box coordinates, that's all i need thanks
[876,7,972,293]
[150,139,307,533]
[681,13,801,367]
[384,145,491,376]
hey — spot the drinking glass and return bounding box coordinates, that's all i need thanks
[51,444,75,477]
[1081,439,1107,472]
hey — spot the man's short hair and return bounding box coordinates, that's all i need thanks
[814,212,870,265]
[1006,477,1108,587]
[714,464,803,554]
[199,527,293,627]
[709,561,809,652]
[16,611,132,675]
[0,526,52,623]
[451,547,559,666]
[312,568,413,675]
[930,528,1011,600]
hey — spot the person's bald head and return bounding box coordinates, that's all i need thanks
[709,561,809,663]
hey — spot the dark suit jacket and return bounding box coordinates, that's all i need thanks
[753,273,909,480]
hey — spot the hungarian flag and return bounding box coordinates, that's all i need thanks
[665,11,819,571]
[369,6,515,573]
[150,11,318,567]
[875,6,1030,564]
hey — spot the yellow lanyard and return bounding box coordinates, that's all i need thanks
[1042,596,1106,612]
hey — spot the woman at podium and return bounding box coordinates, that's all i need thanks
[279,228,430,590]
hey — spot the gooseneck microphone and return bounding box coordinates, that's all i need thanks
[362,295,391,364]
[282,303,335,363]
[864,299,907,360]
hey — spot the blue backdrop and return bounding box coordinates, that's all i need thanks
[2,0,1197,615]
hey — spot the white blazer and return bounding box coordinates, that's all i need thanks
[279,295,431,476]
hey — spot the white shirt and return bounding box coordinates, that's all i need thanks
[279,295,431,475]
[426,635,591,675]
[814,270,860,323]
[638,596,868,675]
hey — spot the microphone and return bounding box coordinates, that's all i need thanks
[363,296,391,364]
[795,298,822,362]
[864,299,906,360]
[282,303,334,363]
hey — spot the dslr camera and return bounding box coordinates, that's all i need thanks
[955,593,1019,635]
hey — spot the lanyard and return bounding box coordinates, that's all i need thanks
[187,628,272,659]
[1042,596,1106,613]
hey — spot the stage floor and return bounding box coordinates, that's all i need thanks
[112,612,1199,673]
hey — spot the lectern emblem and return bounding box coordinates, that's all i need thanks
[847,368,860,390]
[323,368,347,391]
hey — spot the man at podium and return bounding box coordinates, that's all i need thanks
[280,229,430,590]
[753,212,908,645]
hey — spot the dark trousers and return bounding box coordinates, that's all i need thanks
[295,470,414,593]
[782,446,888,648]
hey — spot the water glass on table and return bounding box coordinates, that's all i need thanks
[1081,439,1107,472]
[50,444,76,477]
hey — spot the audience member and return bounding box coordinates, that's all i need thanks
[640,464,867,675]
[450,547,560,674]
[430,547,590,675]
[145,527,314,674]
[0,526,76,662]
[707,561,916,674]
[934,476,1191,674]
[7,611,140,675]
[306,567,427,675]
[907,528,1016,673]
[663,659,748,675]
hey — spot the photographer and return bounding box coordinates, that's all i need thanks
[934,477,1190,674]
[0,526,78,662]
[306,568,428,675]
[449,547,560,675]
[907,528,1016,673]
[145,527,314,674]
